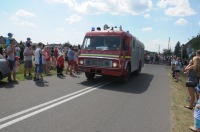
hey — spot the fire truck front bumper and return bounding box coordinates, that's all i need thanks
[79,66,123,77]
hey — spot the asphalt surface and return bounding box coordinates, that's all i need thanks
[0,64,171,132]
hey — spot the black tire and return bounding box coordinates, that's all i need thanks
[120,64,131,83]
[135,62,141,76]
[85,72,95,80]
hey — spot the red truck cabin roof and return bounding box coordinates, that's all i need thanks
[85,30,132,37]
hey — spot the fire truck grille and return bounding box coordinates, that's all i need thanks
[84,59,112,67]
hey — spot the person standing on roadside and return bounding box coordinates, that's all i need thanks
[66,45,75,75]
[44,46,51,73]
[56,53,65,77]
[34,42,44,82]
[171,56,176,78]
[6,38,15,82]
[190,84,200,132]
[23,43,33,77]
[184,56,200,110]
[196,50,200,83]
[174,57,182,82]
[15,43,21,57]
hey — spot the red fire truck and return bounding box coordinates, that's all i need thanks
[78,25,145,82]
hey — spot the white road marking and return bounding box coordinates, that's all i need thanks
[0,80,112,130]
[0,80,110,124]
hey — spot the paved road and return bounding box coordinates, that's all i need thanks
[0,64,171,132]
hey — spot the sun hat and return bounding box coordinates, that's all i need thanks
[8,33,13,37]
[27,37,31,41]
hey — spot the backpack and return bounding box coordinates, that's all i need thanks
[196,64,200,77]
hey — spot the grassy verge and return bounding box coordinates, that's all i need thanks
[169,67,194,132]
[1,61,57,82]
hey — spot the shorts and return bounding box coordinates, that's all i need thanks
[68,60,74,66]
[175,70,180,72]
[35,64,43,73]
[195,118,200,128]
[24,60,33,68]
[8,59,15,71]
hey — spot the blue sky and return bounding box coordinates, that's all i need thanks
[0,0,200,52]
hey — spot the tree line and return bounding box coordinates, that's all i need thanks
[163,33,200,59]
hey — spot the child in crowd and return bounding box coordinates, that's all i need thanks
[15,43,21,57]
[56,53,65,77]
[6,33,13,47]
[190,84,200,132]
[13,56,20,81]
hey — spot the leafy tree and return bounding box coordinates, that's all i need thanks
[174,41,181,57]
[182,47,188,59]
[163,49,172,57]
[63,41,71,47]
[191,35,200,50]
[186,34,200,51]
[20,41,23,46]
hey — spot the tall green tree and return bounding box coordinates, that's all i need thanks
[174,41,181,57]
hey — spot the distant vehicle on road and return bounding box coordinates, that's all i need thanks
[0,54,11,81]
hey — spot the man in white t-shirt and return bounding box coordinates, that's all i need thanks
[34,42,44,82]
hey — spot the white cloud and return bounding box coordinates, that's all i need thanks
[65,14,82,24]
[142,27,153,32]
[48,0,153,15]
[175,18,188,26]
[55,27,65,32]
[10,16,20,21]
[144,14,150,18]
[9,9,37,27]
[16,9,35,17]
[16,21,37,27]
[157,0,196,17]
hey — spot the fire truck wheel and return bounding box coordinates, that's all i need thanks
[85,72,95,80]
[135,63,141,76]
[120,64,131,83]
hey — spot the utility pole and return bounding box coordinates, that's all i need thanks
[168,37,170,50]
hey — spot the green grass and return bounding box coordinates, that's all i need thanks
[1,61,57,82]
[169,67,194,132]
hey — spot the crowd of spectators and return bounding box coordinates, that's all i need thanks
[170,50,200,132]
[0,33,81,83]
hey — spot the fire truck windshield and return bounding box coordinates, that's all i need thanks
[82,36,121,51]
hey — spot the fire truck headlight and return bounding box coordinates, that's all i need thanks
[79,60,84,65]
[112,62,117,67]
